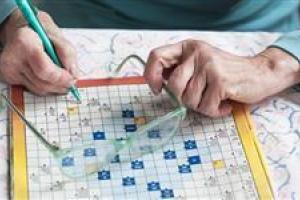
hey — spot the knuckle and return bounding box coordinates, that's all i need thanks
[194,40,207,49]
[149,49,162,60]
[182,39,197,45]
[196,42,213,57]
[183,39,206,51]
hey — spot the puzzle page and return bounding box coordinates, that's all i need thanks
[23,81,258,200]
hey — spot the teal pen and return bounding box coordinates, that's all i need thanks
[15,0,81,102]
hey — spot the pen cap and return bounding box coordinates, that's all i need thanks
[15,0,37,19]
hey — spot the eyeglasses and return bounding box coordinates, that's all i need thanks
[1,55,187,178]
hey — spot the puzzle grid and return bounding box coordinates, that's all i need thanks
[23,83,258,200]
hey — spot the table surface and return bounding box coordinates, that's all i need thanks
[1,29,299,199]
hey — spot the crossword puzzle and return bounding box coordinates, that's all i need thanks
[22,79,258,200]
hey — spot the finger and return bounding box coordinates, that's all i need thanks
[182,70,207,110]
[27,49,74,87]
[51,36,81,78]
[144,42,183,94]
[198,84,232,117]
[167,56,194,102]
[21,66,69,94]
[26,65,69,93]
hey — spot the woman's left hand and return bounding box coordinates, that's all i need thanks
[144,39,300,117]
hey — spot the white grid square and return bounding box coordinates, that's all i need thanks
[23,83,259,200]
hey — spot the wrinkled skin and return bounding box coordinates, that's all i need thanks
[145,39,300,117]
[0,10,80,95]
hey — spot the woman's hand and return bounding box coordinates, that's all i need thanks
[144,39,300,117]
[0,9,80,95]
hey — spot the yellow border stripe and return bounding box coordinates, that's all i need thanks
[11,87,28,200]
[11,78,273,200]
[232,103,274,199]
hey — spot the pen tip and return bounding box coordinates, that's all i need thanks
[69,85,82,104]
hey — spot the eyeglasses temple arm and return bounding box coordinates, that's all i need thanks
[1,93,59,152]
